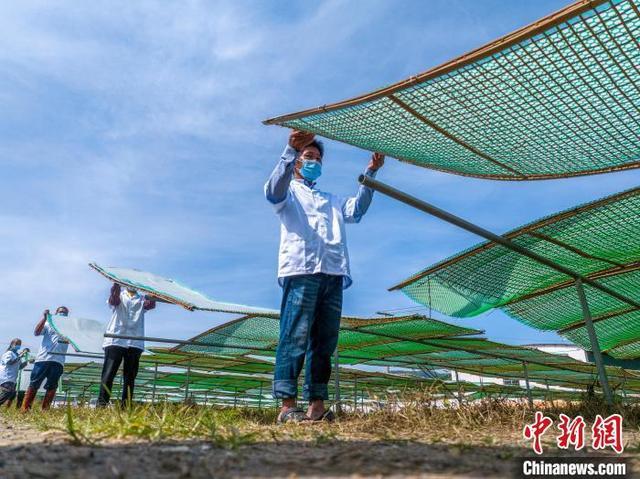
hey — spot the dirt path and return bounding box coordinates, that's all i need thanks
[0,419,635,478]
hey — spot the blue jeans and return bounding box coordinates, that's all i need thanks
[29,361,63,391]
[273,273,343,401]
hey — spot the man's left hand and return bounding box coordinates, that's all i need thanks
[368,152,385,171]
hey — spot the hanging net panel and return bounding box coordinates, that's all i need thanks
[89,262,278,315]
[48,313,105,354]
[393,187,640,358]
[263,0,640,180]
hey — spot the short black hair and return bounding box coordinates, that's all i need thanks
[302,139,324,158]
[8,338,21,351]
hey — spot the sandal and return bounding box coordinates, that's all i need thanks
[277,407,310,424]
[310,409,335,422]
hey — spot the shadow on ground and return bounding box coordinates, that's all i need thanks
[1,439,627,479]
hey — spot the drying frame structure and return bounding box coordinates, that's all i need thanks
[263,0,640,405]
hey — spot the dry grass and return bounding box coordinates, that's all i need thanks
[4,391,640,451]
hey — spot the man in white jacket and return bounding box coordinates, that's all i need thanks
[265,130,384,423]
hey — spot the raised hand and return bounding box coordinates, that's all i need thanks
[368,152,385,171]
[288,130,316,151]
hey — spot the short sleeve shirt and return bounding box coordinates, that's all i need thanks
[102,291,147,350]
[35,323,69,365]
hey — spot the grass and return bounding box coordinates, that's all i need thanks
[3,392,640,451]
[3,402,273,447]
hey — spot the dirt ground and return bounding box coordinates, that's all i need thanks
[0,417,636,478]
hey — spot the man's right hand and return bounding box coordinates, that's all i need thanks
[43,309,50,318]
[288,130,315,151]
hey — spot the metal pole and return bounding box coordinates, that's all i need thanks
[334,348,341,414]
[358,176,620,403]
[545,378,551,403]
[358,175,640,311]
[184,361,191,402]
[233,388,238,409]
[455,370,463,405]
[576,279,613,406]
[258,382,263,409]
[16,364,22,392]
[353,375,358,413]
[152,362,158,404]
[523,362,533,408]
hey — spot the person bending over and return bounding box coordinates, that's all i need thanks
[265,129,384,423]
[22,307,70,411]
[0,339,29,408]
[97,283,156,408]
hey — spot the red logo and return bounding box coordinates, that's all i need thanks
[523,413,623,454]
[556,414,586,451]
[592,414,624,454]
[523,411,553,454]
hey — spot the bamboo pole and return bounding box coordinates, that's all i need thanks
[576,279,613,406]
[184,360,191,402]
[353,376,358,413]
[523,362,533,408]
[455,370,463,405]
[152,362,158,404]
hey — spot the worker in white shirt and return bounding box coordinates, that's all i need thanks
[265,130,384,423]
[22,306,70,411]
[0,339,29,408]
[97,283,156,408]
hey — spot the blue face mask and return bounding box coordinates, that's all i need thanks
[300,160,322,182]
[11,345,20,352]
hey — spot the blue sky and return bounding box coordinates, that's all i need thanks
[1,0,638,354]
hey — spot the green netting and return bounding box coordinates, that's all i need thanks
[176,314,482,359]
[172,315,634,391]
[395,187,640,358]
[57,310,640,405]
[264,0,640,180]
[607,340,640,359]
[89,262,278,315]
[58,351,454,407]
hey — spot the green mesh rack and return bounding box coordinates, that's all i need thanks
[393,187,640,359]
[264,0,640,180]
[171,315,635,391]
